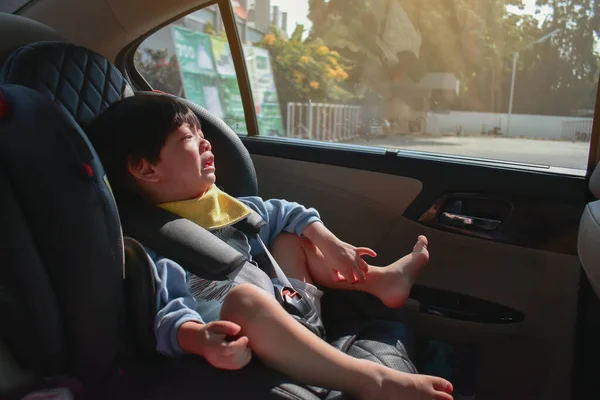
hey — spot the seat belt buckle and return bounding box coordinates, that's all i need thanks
[281,287,298,299]
[273,284,312,318]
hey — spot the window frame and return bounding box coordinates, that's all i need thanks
[117,0,259,136]
[119,0,600,176]
[588,87,600,169]
[217,0,259,137]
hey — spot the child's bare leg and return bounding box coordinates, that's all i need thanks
[271,233,429,308]
[220,284,453,400]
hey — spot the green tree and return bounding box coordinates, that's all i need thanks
[255,25,356,105]
[305,0,599,116]
[303,0,508,115]
[510,0,600,115]
[307,0,425,94]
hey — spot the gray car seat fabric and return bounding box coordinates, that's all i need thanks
[578,163,600,299]
[0,13,65,64]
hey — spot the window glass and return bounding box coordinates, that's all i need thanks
[135,5,248,134]
[1,0,33,13]
[232,0,597,171]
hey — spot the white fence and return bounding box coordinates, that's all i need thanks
[562,119,593,141]
[426,111,593,141]
[286,103,362,141]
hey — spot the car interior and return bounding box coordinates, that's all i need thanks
[0,0,599,399]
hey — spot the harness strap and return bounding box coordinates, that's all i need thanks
[121,201,246,280]
[123,205,326,338]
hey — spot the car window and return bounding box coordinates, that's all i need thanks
[0,0,33,13]
[136,1,598,172]
[135,5,249,135]
[239,0,597,171]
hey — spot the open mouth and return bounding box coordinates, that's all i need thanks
[203,156,214,169]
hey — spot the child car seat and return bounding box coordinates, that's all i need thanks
[0,83,125,394]
[0,83,314,400]
[0,40,417,399]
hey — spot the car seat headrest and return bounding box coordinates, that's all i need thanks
[0,41,133,124]
[0,13,65,65]
[591,161,600,199]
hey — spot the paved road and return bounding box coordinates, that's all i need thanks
[344,135,590,170]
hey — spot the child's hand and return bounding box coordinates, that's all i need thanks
[321,239,377,283]
[200,321,252,370]
[179,320,252,370]
[302,222,377,283]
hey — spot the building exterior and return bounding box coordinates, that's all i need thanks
[139,1,288,61]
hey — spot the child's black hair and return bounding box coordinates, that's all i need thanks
[85,94,201,202]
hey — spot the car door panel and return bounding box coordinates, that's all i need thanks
[246,138,582,400]
[252,154,423,248]
[247,138,586,252]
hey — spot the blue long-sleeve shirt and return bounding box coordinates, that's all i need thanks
[151,196,320,357]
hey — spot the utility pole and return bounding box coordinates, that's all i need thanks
[506,29,560,136]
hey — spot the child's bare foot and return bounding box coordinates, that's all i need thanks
[373,235,429,308]
[359,365,453,400]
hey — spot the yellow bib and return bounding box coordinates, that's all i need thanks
[158,185,252,231]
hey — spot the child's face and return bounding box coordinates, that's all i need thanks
[151,123,216,201]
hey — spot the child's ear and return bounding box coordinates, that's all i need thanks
[127,156,159,183]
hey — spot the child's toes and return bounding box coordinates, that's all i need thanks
[432,377,453,393]
[434,391,453,400]
[414,236,428,252]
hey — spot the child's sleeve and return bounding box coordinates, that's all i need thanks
[239,197,321,249]
[150,251,204,357]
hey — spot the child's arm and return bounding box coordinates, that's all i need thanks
[239,197,320,248]
[152,254,205,357]
[153,254,252,369]
[239,197,375,282]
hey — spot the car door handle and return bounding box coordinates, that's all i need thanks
[440,212,502,231]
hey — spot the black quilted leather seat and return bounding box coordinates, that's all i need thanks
[0,40,417,400]
[0,83,125,396]
[0,41,133,124]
